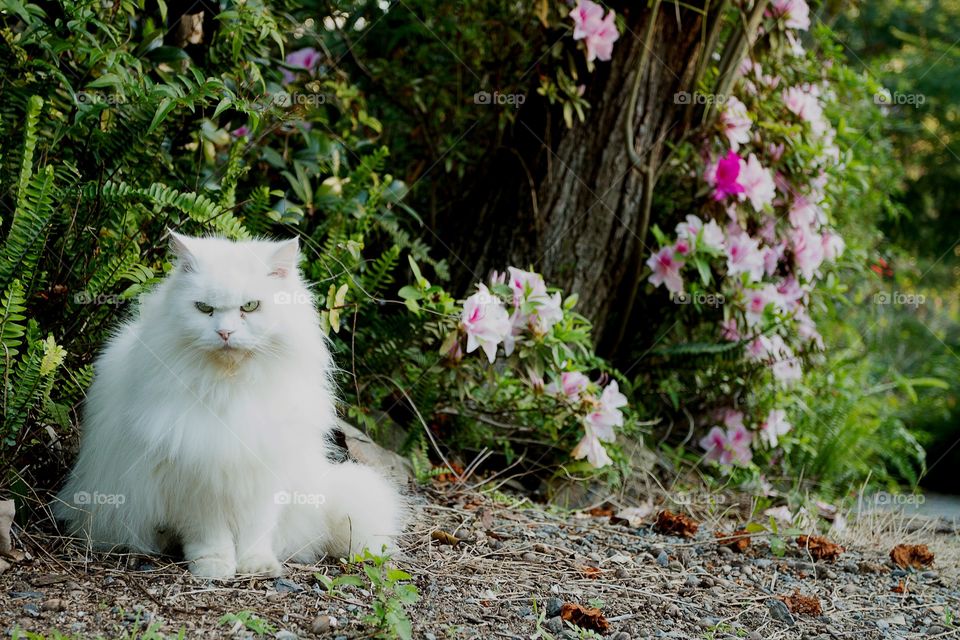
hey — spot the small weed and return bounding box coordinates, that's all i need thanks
[218,611,275,636]
[350,548,420,640]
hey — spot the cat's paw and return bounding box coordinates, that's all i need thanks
[236,552,283,577]
[188,555,237,579]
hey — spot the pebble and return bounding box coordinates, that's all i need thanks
[615,567,630,579]
[274,631,297,640]
[23,603,40,618]
[684,575,701,588]
[274,578,303,593]
[310,615,337,634]
[40,599,65,612]
[697,616,718,628]
[656,551,669,567]
[545,597,564,617]
[521,552,538,563]
[766,599,796,626]
[543,616,564,633]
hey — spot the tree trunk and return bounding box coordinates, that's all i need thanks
[447,2,715,353]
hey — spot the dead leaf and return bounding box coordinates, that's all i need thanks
[780,590,822,616]
[0,500,14,556]
[560,603,610,633]
[715,529,751,553]
[892,580,908,594]
[610,503,654,527]
[587,503,615,518]
[475,507,494,529]
[654,510,699,538]
[535,0,549,27]
[795,535,843,561]
[430,530,460,546]
[890,544,934,569]
[578,565,602,579]
[432,462,464,484]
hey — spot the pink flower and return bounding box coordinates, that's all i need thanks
[792,225,825,280]
[772,356,803,384]
[706,151,746,201]
[760,409,792,448]
[461,284,511,363]
[676,215,725,252]
[788,196,822,228]
[572,425,614,468]
[500,267,564,354]
[700,421,753,466]
[771,0,811,30]
[725,231,765,282]
[231,126,250,138]
[570,1,619,62]
[721,318,741,341]
[776,276,805,309]
[762,244,783,276]
[586,380,628,440]
[739,153,776,212]
[546,371,591,401]
[720,96,752,150]
[646,246,685,294]
[783,86,828,137]
[281,47,321,85]
[744,284,785,326]
[821,231,845,262]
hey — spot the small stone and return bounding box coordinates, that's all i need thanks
[488,539,503,550]
[717,546,734,558]
[753,558,772,568]
[610,633,630,640]
[310,615,337,634]
[666,604,680,617]
[544,616,564,633]
[40,599,65,612]
[875,620,889,631]
[685,575,701,588]
[274,631,297,640]
[747,633,762,640]
[424,634,437,640]
[766,599,796,626]
[656,551,670,567]
[921,571,938,580]
[521,552,538,563]
[545,597,564,618]
[274,578,303,593]
[615,567,630,579]
[698,617,718,628]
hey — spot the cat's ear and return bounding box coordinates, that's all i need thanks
[268,238,299,278]
[167,229,198,273]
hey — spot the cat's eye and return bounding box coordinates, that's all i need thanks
[195,302,214,315]
[240,300,260,313]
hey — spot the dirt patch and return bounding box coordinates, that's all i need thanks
[2,487,959,639]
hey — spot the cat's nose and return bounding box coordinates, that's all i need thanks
[217,329,234,342]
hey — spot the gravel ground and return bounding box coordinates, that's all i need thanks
[2,486,959,639]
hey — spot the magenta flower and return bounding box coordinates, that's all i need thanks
[231,125,250,138]
[281,47,321,85]
[570,0,620,62]
[707,151,747,201]
[646,246,685,294]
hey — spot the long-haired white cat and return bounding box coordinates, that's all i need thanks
[55,232,405,578]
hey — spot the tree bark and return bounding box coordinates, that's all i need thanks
[446,2,713,353]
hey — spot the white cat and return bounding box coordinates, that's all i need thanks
[55,232,406,578]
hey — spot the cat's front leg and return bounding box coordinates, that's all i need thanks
[235,497,282,577]
[183,523,236,579]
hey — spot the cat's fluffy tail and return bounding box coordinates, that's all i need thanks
[277,461,408,562]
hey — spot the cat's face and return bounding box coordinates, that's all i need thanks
[163,232,313,360]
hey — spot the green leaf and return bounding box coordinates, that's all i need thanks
[148,98,177,133]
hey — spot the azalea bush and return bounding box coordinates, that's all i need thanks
[632,2,930,487]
